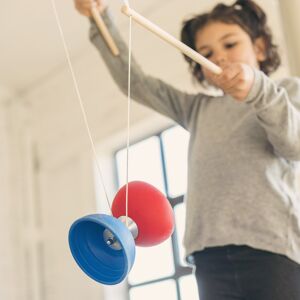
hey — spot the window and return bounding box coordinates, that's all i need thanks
[116,136,165,192]
[161,126,189,198]
[115,125,198,300]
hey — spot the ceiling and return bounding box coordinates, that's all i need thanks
[1,0,297,168]
[1,0,290,102]
[0,0,201,97]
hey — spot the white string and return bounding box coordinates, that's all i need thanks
[125,16,132,227]
[50,0,112,212]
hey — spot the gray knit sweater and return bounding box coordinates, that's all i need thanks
[90,10,300,264]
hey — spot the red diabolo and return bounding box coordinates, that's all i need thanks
[112,181,174,247]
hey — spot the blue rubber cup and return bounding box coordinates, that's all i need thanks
[68,214,136,285]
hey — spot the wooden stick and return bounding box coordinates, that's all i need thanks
[121,5,222,75]
[91,6,120,56]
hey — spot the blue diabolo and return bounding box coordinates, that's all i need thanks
[68,214,136,285]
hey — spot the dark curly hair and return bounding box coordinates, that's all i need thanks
[181,0,281,84]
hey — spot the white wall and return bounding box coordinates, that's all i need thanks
[0,101,19,300]
[1,1,300,300]
[279,0,300,76]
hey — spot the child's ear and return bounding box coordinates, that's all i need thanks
[254,37,267,62]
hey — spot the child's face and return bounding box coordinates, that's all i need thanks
[195,21,266,73]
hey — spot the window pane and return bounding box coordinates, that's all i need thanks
[116,136,165,193]
[174,203,187,266]
[161,126,189,198]
[128,238,174,285]
[179,275,198,300]
[130,279,177,300]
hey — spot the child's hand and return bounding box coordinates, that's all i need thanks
[204,63,255,102]
[74,0,107,17]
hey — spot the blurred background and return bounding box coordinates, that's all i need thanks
[0,0,299,299]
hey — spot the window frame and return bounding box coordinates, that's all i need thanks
[114,125,193,300]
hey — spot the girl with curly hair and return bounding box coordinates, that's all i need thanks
[75,0,300,299]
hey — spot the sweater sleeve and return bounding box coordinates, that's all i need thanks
[89,9,205,130]
[245,69,300,161]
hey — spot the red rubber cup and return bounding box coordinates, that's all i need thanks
[112,181,174,247]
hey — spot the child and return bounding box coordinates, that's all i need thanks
[75,0,300,299]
